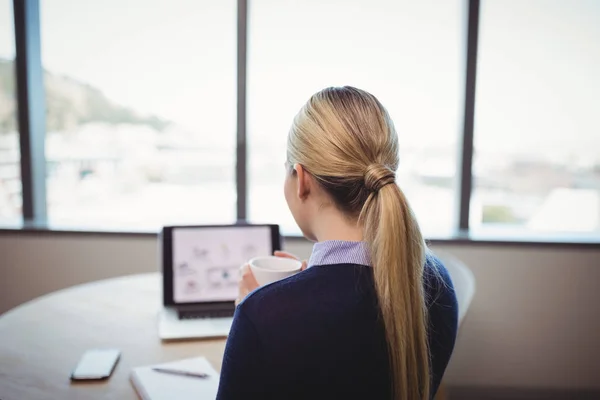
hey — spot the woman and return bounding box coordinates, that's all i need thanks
[217,87,458,399]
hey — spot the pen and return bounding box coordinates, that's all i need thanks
[152,367,210,379]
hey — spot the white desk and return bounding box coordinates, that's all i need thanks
[0,273,227,399]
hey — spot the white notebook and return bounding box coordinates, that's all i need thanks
[130,357,220,400]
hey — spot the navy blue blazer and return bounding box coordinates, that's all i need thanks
[217,254,458,400]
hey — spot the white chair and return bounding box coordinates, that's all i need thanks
[434,250,476,327]
[432,251,476,400]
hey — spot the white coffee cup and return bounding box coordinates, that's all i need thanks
[249,256,303,286]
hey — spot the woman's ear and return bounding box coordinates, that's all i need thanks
[294,164,311,200]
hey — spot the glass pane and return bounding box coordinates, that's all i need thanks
[41,0,236,229]
[473,0,600,235]
[248,0,465,236]
[0,0,22,224]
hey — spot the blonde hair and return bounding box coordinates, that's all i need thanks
[287,87,429,399]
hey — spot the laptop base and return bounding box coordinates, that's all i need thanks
[158,308,233,341]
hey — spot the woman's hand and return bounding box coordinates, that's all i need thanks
[235,251,308,306]
[236,263,260,306]
[273,251,308,271]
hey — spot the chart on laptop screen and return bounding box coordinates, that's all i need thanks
[172,226,272,303]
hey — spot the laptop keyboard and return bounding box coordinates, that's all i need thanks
[179,309,233,320]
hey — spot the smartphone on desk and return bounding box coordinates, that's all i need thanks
[70,349,121,381]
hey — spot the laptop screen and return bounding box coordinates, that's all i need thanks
[170,225,275,304]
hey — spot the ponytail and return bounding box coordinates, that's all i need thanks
[360,164,429,400]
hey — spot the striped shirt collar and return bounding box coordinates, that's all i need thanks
[308,240,371,267]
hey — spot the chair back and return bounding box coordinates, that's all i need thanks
[435,251,476,326]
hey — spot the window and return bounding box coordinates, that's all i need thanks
[0,0,21,224]
[40,0,237,229]
[3,0,599,243]
[247,0,465,236]
[472,0,600,234]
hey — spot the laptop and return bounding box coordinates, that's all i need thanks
[158,224,281,340]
